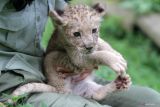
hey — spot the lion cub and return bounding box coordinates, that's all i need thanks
[10,4,131,101]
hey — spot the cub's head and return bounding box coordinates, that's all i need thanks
[50,4,105,54]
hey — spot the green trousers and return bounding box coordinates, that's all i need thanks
[26,79,160,107]
[28,86,160,107]
[0,71,160,107]
[26,86,160,107]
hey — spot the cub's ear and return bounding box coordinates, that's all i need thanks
[49,10,67,26]
[92,3,106,16]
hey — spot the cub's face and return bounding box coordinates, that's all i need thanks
[50,4,105,54]
[63,19,100,54]
[61,5,104,54]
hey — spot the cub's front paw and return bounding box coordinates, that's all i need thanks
[114,74,132,90]
[108,52,127,76]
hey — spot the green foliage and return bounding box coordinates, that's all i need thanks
[11,104,33,107]
[2,93,29,107]
[100,16,125,39]
[42,17,54,49]
[70,0,93,5]
[121,0,160,14]
[1,93,47,107]
[4,103,47,107]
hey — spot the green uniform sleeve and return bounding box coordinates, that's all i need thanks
[0,0,49,92]
[55,0,67,10]
[48,0,67,11]
[0,0,10,12]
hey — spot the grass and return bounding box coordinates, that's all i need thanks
[42,16,160,92]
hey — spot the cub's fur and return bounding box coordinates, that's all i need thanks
[10,4,131,102]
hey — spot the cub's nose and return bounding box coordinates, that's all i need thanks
[85,47,93,51]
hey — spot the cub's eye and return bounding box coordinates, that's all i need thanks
[73,32,81,37]
[92,28,97,33]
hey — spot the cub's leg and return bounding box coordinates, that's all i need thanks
[89,51,127,76]
[8,83,56,104]
[97,38,123,55]
[71,74,131,101]
[11,83,56,97]
[91,74,131,100]
[96,38,127,76]
[44,51,72,93]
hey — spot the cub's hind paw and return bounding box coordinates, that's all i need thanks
[114,74,132,90]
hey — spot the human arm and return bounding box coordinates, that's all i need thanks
[0,0,10,12]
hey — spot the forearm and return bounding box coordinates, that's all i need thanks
[97,38,121,55]
[89,50,127,75]
[89,51,115,65]
[0,0,10,12]
[98,38,125,64]
[55,0,68,11]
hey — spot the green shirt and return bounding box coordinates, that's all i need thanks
[0,0,66,91]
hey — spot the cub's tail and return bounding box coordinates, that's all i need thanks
[8,83,56,103]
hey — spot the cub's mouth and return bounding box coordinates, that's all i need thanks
[82,47,95,54]
[77,46,95,54]
[86,49,94,54]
